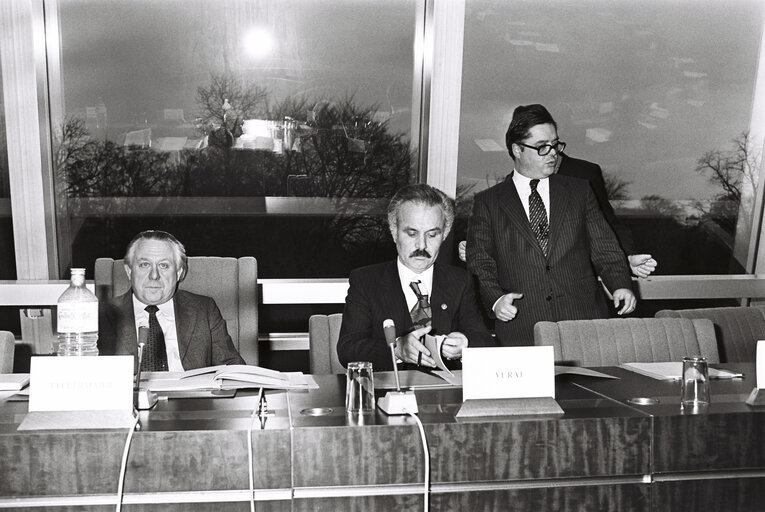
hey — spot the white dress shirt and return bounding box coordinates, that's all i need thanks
[512,169,550,219]
[132,295,184,371]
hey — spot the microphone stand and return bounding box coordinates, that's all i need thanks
[377,319,418,415]
[135,328,158,410]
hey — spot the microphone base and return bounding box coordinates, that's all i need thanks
[377,390,418,415]
[135,389,158,410]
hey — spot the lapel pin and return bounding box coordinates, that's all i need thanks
[441,303,447,310]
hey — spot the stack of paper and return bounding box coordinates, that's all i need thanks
[0,374,30,391]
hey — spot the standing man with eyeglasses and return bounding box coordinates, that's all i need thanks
[466,104,636,346]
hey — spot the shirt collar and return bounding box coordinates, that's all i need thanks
[132,293,175,319]
[396,258,434,292]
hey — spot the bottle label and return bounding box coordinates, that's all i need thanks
[58,302,98,333]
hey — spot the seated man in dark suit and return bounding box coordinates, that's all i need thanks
[337,184,494,371]
[98,230,245,371]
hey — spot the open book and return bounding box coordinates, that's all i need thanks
[144,365,318,392]
[621,362,744,381]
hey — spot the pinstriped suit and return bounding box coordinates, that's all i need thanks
[337,261,494,370]
[558,153,635,255]
[466,173,632,346]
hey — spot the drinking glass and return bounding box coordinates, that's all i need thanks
[345,361,375,412]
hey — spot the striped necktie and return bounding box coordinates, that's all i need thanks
[529,179,549,256]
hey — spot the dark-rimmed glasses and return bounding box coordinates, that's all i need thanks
[517,140,566,156]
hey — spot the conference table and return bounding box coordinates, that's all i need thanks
[0,363,762,511]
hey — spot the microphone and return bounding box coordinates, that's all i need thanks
[134,326,157,410]
[377,319,418,415]
[383,319,401,391]
[136,327,148,387]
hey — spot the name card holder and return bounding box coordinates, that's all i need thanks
[18,355,136,430]
[746,340,765,406]
[457,346,563,418]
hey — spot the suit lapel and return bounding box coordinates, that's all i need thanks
[174,292,195,364]
[382,261,414,334]
[117,292,138,357]
[548,175,570,261]
[497,177,546,257]
[430,264,453,334]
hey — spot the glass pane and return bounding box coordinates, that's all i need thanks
[458,0,764,275]
[53,0,417,278]
[0,56,22,337]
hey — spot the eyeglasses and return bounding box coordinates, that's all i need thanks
[517,140,566,156]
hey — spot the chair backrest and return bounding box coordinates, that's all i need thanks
[308,313,345,374]
[656,306,765,362]
[0,331,14,374]
[94,256,259,365]
[533,317,719,366]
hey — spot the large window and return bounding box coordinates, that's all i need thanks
[0,58,21,336]
[0,58,13,280]
[458,0,765,276]
[53,0,418,278]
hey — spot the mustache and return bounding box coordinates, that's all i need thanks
[409,249,431,258]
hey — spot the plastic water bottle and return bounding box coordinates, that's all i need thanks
[56,268,99,356]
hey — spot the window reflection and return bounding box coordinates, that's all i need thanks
[53,0,417,278]
[458,0,764,275]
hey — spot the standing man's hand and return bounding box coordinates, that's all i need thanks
[493,292,524,321]
[628,254,657,278]
[613,288,636,315]
[458,240,467,262]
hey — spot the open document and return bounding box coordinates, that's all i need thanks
[423,333,454,377]
[143,365,318,391]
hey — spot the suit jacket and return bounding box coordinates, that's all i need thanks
[337,261,495,371]
[466,173,633,346]
[558,153,635,255]
[98,289,245,370]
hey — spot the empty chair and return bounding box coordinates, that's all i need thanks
[0,331,14,373]
[534,317,719,366]
[308,313,345,374]
[656,306,765,363]
[95,256,259,365]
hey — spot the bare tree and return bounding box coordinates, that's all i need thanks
[603,171,631,201]
[195,72,268,136]
[694,131,759,234]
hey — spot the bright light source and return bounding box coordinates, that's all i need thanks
[243,28,274,59]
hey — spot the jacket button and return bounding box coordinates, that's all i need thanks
[546,295,552,301]
[545,265,551,271]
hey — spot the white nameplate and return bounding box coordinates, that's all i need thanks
[757,340,765,389]
[461,346,555,401]
[29,355,134,412]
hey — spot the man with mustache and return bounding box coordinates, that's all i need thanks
[337,184,494,371]
[98,230,245,371]
[466,104,636,346]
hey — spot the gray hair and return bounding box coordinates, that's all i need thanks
[387,184,454,239]
[124,230,188,282]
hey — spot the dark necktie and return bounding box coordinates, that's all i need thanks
[529,179,549,256]
[409,281,432,329]
[141,305,168,372]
